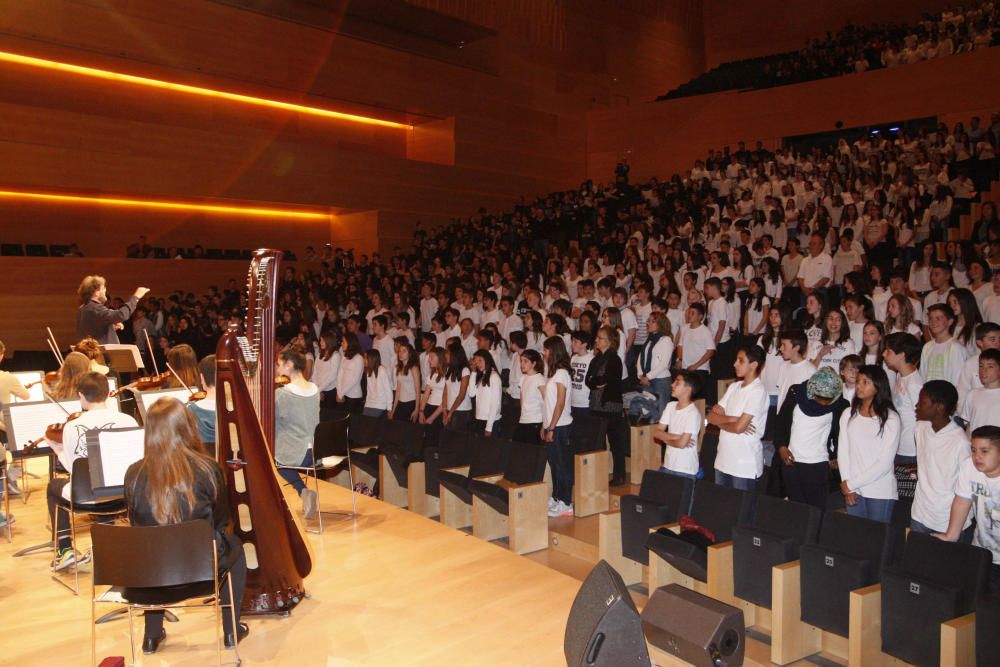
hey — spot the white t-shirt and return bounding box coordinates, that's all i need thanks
[961,387,1000,432]
[679,324,715,371]
[954,458,1000,563]
[57,407,138,500]
[444,368,472,412]
[814,337,858,371]
[419,297,438,331]
[911,421,971,532]
[507,351,523,399]
[758,338,783,397]
[519,373,545,423]
[542,369,573,428]
[714,378,769,479]
[425,373,446,407]
[311,351,341,393]
[776,359,815,410]
[364,370,393,411]
[838,410,901,500]
[708,298,731,344]
[920,337,967,385]
[336,354,365,399]
[893,371,924,458]
[788,404,836,464]
[570,352,594,408]
[471,373,502,432]
[796,252,833,289]
[372,334,397,373]
[633,302,653,345]
[396,368,419,403]
[659,402,702,475]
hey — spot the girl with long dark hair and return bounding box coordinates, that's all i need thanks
[441,341,472,429]
[542,337,574,516]
[837,365,900,523]
[470,349,503,436]
[390,339,420,422]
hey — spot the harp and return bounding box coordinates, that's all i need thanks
[216,249,312,615]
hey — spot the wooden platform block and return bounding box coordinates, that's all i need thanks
[598,510,643,586]
[849,584,908,667]
[472,495,509,543]
[439,465,471,530]
[630,424,659,482]
[508,481,549,555]
[407,462,439,517]
[573,450,609,518]
[940,613,976,667]
[378,454,408,508]
[771,561,822,665]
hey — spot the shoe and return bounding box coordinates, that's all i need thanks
[301,488,318,519]
[225,622,250,649]
[557,501,575,517]
[0,513,13,529]
[610,475,627,487]
[547,497,558,511]
[142,629,166,655]
[52,548,90,572]
[5,481,21,497]
[547,501,563,518]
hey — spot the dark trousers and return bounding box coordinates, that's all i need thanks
[393,400,416,421]
[546,425,573,504]
[47,479,72,552]
[600,411,630,480]
[142,534,247,639]
[277,451,314,494]
[447,409,473,431]
[783,460,830,512]
[340,396,363,414]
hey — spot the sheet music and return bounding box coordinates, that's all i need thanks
[137,389,191,420]
[88,428,144,488]
[10,372,43,403]
[4,397,121,452]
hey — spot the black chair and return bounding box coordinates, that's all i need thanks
[90,520,238,666]
[468,440,547,515]
[205,248,224,259]
[799,511,904,637]
[881,532,991,666]
[1,243,24,256]
[423,427,470,500]
[732,495,821,608]
[223,249,241,260]
[570,414,608,455]
[276,416,355,532]
[52,458,128,594]
[439,434,508,507]
[347,413,386,482]
[646,480,754,583]
[25,243,48,257]
[619,470,694,565]
[380,419,431,490]
[977,593,1000,667]
[49,244,71,257]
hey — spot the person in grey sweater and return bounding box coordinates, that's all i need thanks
[274,345,321,519]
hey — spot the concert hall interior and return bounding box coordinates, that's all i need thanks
[3,1,1000,666]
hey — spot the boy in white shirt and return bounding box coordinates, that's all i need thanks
[654,371,703,489]
[920,304,967,384]
[936,425,1000,594]
[708,345,770,491]
[884,332,925,463]
[569,331,594,418]
[911,381,972,538]
[675,302,716,402]
[956,323,1000,406]
[776,330,815,410]
[961,349,1000,432]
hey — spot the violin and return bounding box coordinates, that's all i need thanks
[24,411,83,453]
[110,372,172,397]
[188,390,207,402]
[24,371,59,390]
[276,375,291,388]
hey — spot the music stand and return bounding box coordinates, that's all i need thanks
[86,428,144,500]
[99,345,144,374]
[134,388,191,424]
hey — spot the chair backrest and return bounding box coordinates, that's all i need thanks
[638,469,694,513]
[348,413,385,448]
[817,511,903,574]
[436,427,471,468]
[899,531,991,609]
[468,434,509,478]
[750,495,821,545]
[313,417,350,459]
[504,441,547,485]
[690,480,754,543]
[569,414,608,455]
[71,457,100,504]
[1,243,24,256]
[382,419,428,459]
[92,520,216,588]
[25,244,48,257]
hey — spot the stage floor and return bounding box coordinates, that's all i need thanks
[1,460,582,666]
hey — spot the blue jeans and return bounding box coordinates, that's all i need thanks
[570,406,591,418]
[846,495,895,524]
[546,425,574,505]
[648,377,672,421]
[714,470,756,492]
[278,450,314,494]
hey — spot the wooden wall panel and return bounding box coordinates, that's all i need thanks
[587,48,1000,184]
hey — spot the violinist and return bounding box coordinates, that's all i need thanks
[72,337,110,375]
[165,344,199,390]
[48,352,90,400]
[186,355,217,455]
[76,275,150,345]
[47,372,138,572]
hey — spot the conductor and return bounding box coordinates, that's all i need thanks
[76,275,150,344]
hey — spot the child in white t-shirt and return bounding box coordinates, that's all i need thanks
[654,371,703,482]
[707,345,770,491]
[961,348,1000,432]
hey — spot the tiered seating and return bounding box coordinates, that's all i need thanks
[469,440,549,554]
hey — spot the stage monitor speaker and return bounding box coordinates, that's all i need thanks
[641,584,745,667]
[564,560,650,667]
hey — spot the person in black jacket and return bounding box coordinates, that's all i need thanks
[774,366,850,510]
[76,275,149,344]
[586,325,630,486]
[124,397,248,655]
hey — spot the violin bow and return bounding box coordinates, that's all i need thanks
[46,327,65,365]
[144,329,160,375]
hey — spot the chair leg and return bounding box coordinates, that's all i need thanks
[226,570,240,664]
[126,605,136,667]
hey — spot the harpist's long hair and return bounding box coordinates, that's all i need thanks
[132,397,218,525]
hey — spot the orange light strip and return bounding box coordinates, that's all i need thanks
[0,189,332,220]
[0,50,412,130]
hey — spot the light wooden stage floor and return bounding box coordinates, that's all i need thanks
[1,459,582,666]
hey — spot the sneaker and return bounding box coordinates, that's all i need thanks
[557,501,575,517]
[301,488,318,519]
[547,497,558,511]
[52,549,91,572]
[5,480,21,497]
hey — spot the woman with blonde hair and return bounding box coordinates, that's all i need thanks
[48,351,90,400]
[124,397,248,654]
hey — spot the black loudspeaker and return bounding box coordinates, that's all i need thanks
[641,584,745,667]
[564,560,650,667]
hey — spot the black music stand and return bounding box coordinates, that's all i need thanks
[99,345,144,375]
